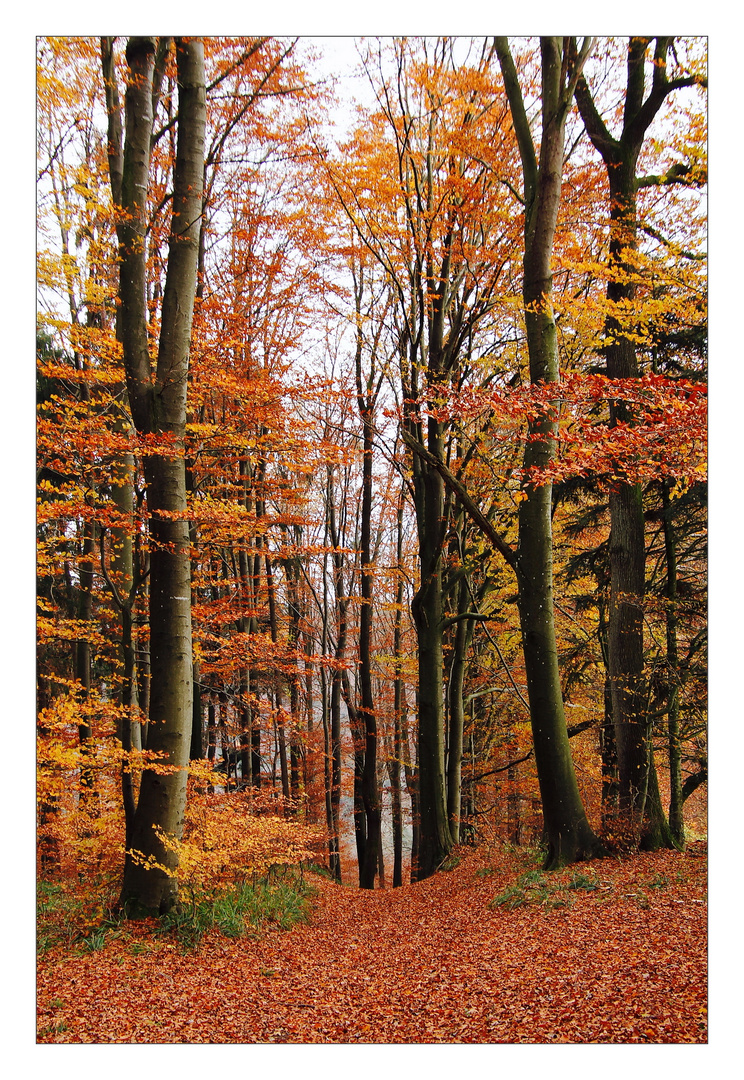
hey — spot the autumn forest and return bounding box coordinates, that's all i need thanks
[36,36,707,1045]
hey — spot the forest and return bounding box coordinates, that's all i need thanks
[36,35,707,1046]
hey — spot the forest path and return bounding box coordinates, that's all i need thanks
[37,846,707,1043]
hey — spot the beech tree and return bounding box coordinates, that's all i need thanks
[493,37,605,867]
[571,36,706,846]
[102,36,206,913]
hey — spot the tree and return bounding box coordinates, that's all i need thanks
[493,37,605,867]
[572,36,706,846]
[102,36,206,913]
[38,36,706,896]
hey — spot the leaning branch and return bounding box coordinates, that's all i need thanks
[399,428,518,573]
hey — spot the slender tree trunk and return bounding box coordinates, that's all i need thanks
[285,553,303,805]
[357,367,380,888]
[641,741,677,850]
[119,603,138,846]
[446,587,474,844]
[390,496,406,887]
[402,690,420,881]
[264,551,290,801]
[76,519,96,798]
[662,481,685,846]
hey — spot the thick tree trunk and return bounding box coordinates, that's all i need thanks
[517,480,602,865]
[499,36,604,869]
[603,171,649,829]
[572,36,693,850]
[607,478,647,818]
[108,37,206,914]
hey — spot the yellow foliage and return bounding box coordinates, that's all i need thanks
[128,781,324,893]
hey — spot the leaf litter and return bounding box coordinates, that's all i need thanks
[37,846,706,1044]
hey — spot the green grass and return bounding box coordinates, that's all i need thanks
[160,872,317,951]
[567,870,600,891]
[644,872,668,890]
[439,853,462,872]
[490,867,606,912]
[37,881,86,954]
[490,870,552,910]
[38,867,316,956]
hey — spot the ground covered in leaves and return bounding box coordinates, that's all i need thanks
[37,845,707,1044]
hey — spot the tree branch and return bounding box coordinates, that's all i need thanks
[399,428,518,572]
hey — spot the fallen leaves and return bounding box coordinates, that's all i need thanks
[37,846,707,1044]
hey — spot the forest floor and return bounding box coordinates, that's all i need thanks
[36,842,707,1044]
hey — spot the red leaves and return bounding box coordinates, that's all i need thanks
[37,846,706,1043]
[424,373,707,488]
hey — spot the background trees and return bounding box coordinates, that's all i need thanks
[37,36,707,899]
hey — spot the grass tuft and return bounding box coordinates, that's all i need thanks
[159,871,316,950]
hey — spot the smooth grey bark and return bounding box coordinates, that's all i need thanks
[103,37,206,913]
[496,36,604,868]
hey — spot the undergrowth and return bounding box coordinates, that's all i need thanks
[37,867,316,955]
[161,871,316,950]
[489,867,604,912]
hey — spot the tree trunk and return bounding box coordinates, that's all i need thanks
[390,494,406,887]
[264,550,290,801]
[662,480,685,847]
[76,519,96,799]
[357,369,380,888]
[411,487,453,878]
[105,37,206,914]
[446,586,474,844]
[498,36,604,869]
[572,36,695,849]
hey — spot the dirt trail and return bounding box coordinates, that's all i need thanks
[37,846,707,1043]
